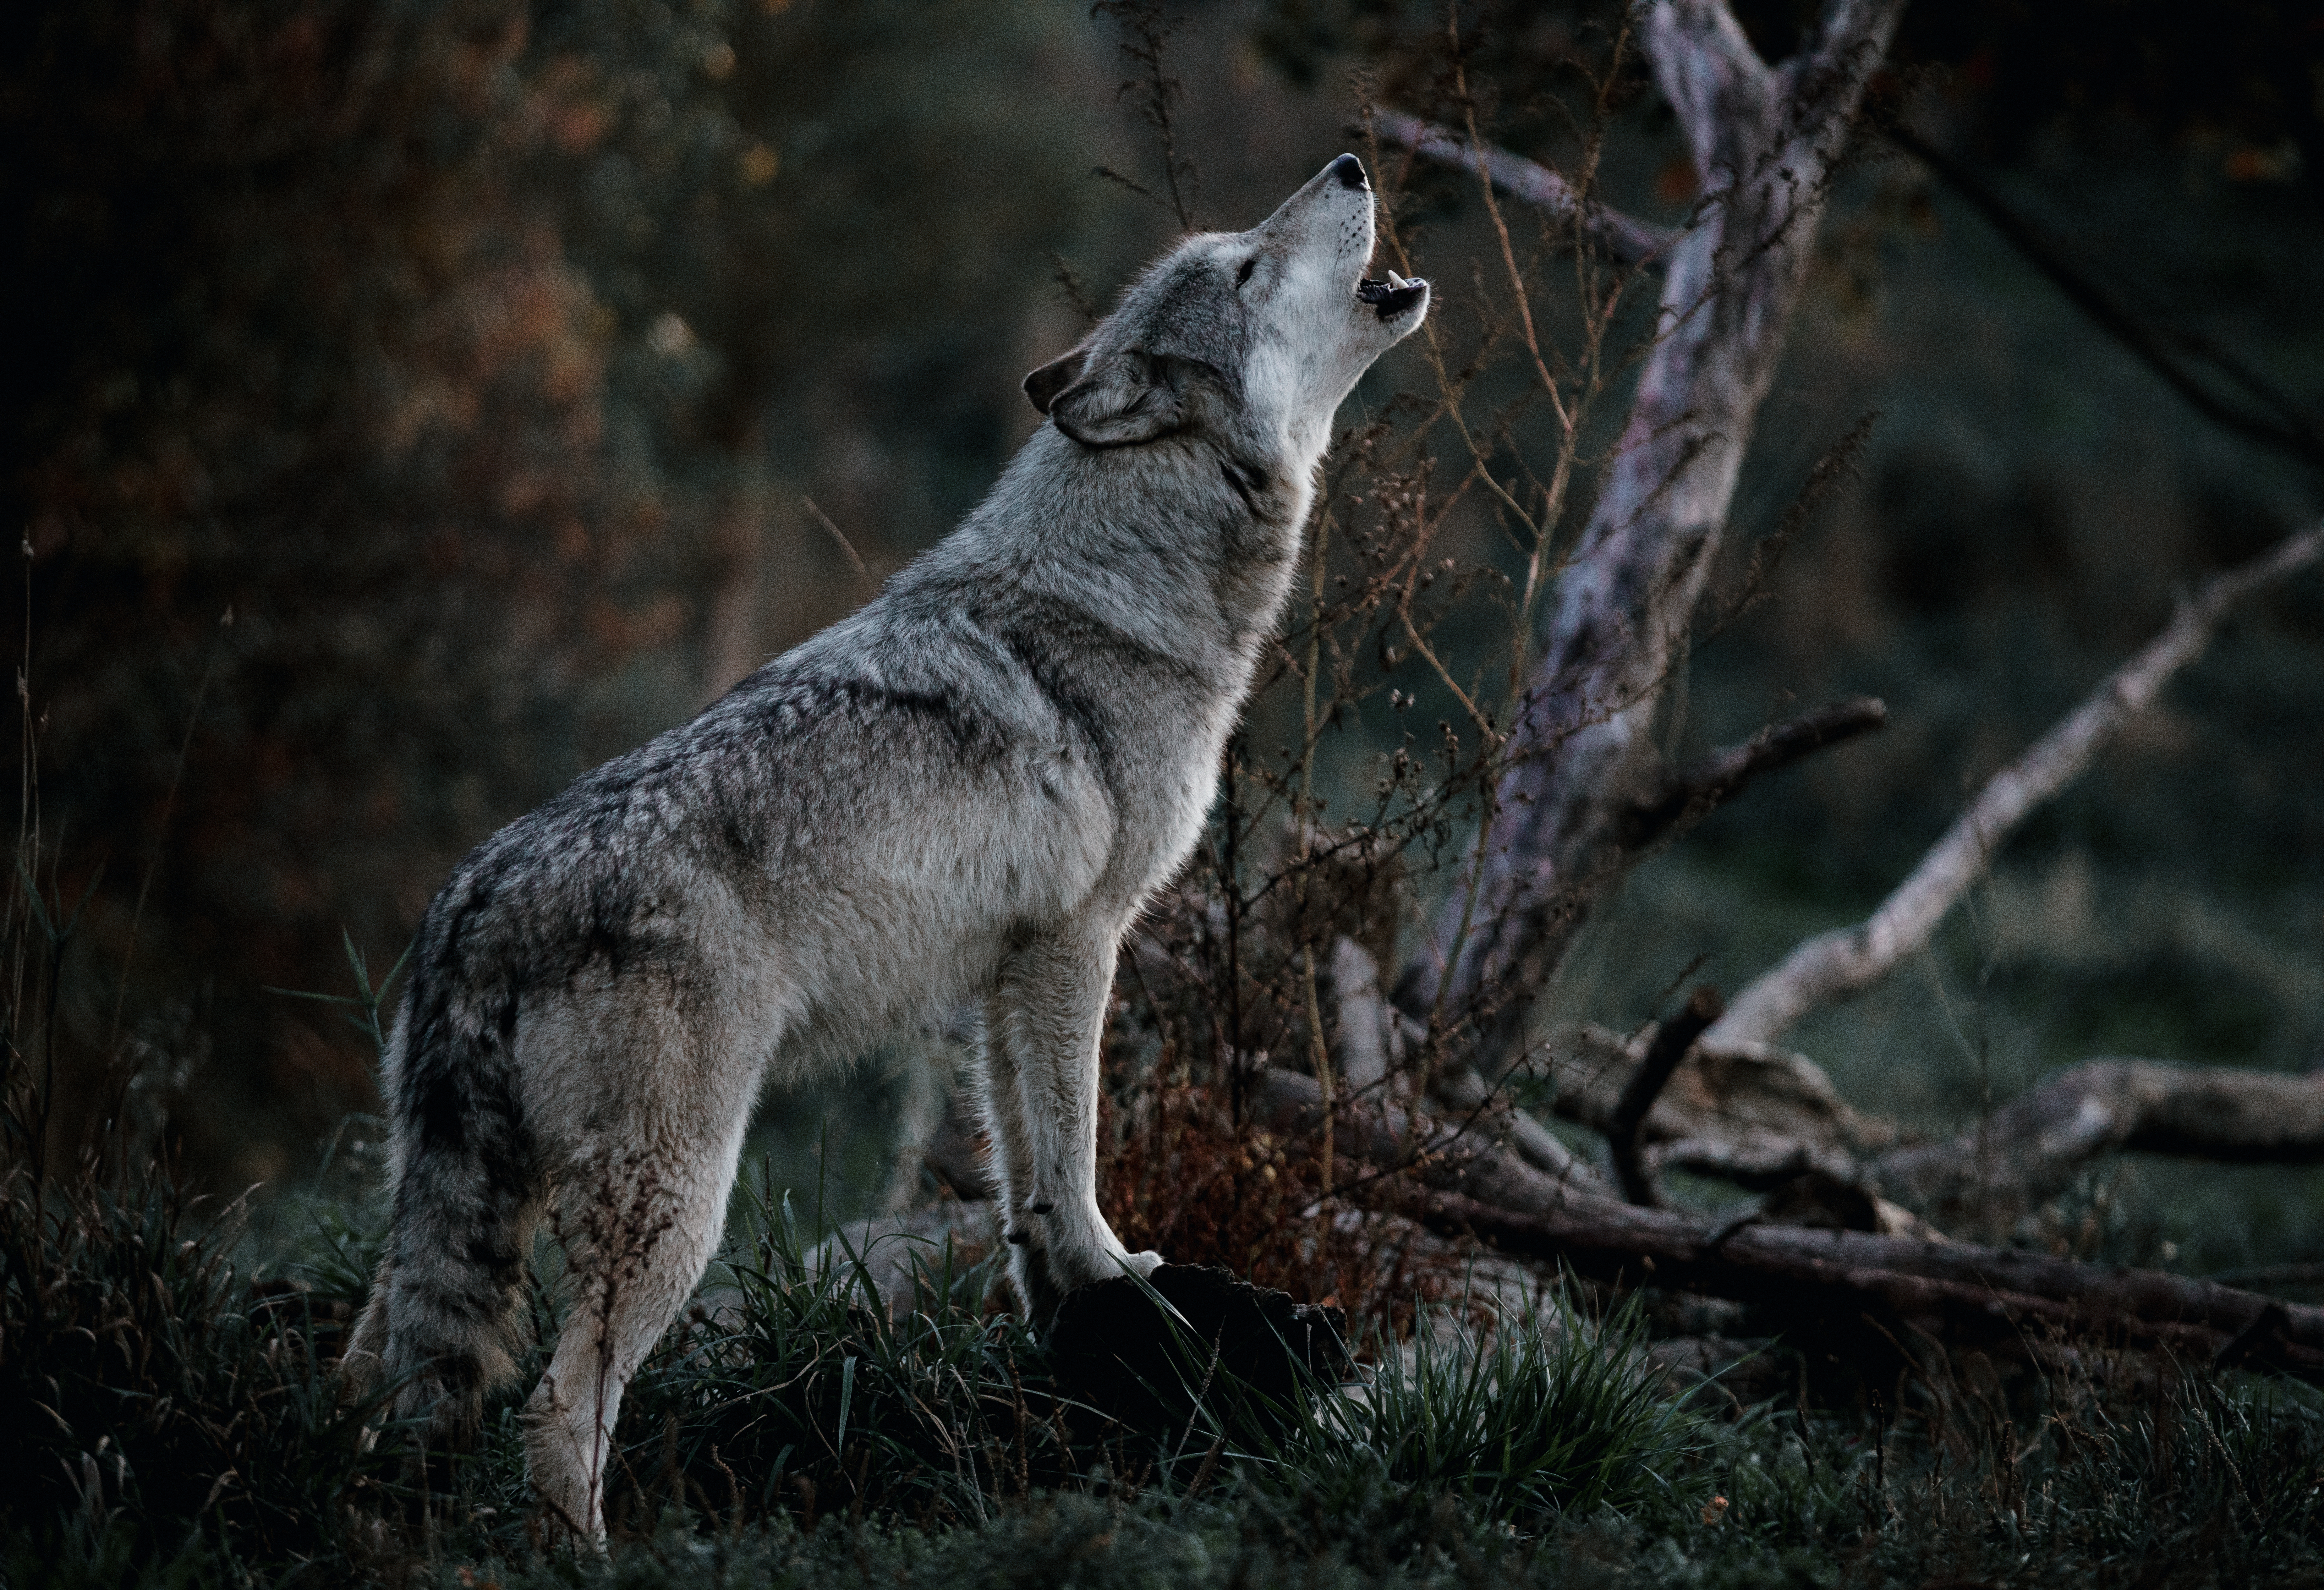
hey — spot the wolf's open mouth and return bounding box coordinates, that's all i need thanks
[1356,273,1427,320]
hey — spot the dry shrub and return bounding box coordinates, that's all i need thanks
[1099,1081,1399,1316]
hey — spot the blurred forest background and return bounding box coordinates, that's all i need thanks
[2,0,2319,1268]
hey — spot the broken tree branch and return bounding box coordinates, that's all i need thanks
[1540,1020,2324,1215]
[1871,1057,2324,1211]
[1369,109,1676,267]
[1421,700,1880,1187]
[1619,694,1888,849]
[1607,985,1725,1207]
[1538,1021,1886,1155]
[1708,519,2324,1049]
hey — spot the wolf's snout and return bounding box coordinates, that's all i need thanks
[1328,153,1367,191]
[1356,272,1428,322]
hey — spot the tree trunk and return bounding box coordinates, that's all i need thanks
[1394,0,1907,1080]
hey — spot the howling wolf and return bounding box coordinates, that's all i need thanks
[345,153,1429,1541]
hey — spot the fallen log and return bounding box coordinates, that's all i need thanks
[1413,1188,2324,1380]
[1870,1057,2324,1210]
[1258,1068,2324,1380]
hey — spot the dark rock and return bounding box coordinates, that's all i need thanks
[1046,1264,1350,1438]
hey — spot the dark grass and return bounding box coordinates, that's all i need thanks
[8,1141,2324,1589]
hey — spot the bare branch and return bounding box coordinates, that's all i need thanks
[1621,693,1887,848]
[1542,1021,2324,1217]
[1261,1065,1606,1216]
[1368,110,1675,267]
[1710,520,2324,1049]
[1436,1059,1607,1190]
[1329,934,1606,1190]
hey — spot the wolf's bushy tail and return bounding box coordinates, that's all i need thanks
[346,956,537,1437]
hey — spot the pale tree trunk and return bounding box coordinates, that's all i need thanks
[1394,0,1908,1081]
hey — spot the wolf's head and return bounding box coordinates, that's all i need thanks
[1025,155,1428,463]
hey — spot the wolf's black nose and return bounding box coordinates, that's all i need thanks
[1328,153,1367,190]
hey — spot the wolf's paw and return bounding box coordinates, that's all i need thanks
[1008,1242,1070,1325]
[1042,1237,1160,1295]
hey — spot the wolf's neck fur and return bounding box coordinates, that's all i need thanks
[907,422,1318,689]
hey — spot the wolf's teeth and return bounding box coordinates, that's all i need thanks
[1387,271,1410,289]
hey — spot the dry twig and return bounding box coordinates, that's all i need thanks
[1369,109,1675,267]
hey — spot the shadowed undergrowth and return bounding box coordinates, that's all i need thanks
[5,1139,2324,1589]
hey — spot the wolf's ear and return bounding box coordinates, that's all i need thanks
[1023,344,1089,417]
[1043,348,1200,448]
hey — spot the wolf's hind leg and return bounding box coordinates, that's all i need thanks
[341,1260,391,1398]
[991,926,1161,1318]
[976,994,1037,1227]
[525,1120,747,1545]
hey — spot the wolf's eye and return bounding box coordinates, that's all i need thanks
[1235,256,1257,288]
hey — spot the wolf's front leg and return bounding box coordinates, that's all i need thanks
[985,926,1161,1321]
[975,991,1062,1317]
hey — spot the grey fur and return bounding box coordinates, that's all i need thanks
[343,155,1427,1543]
